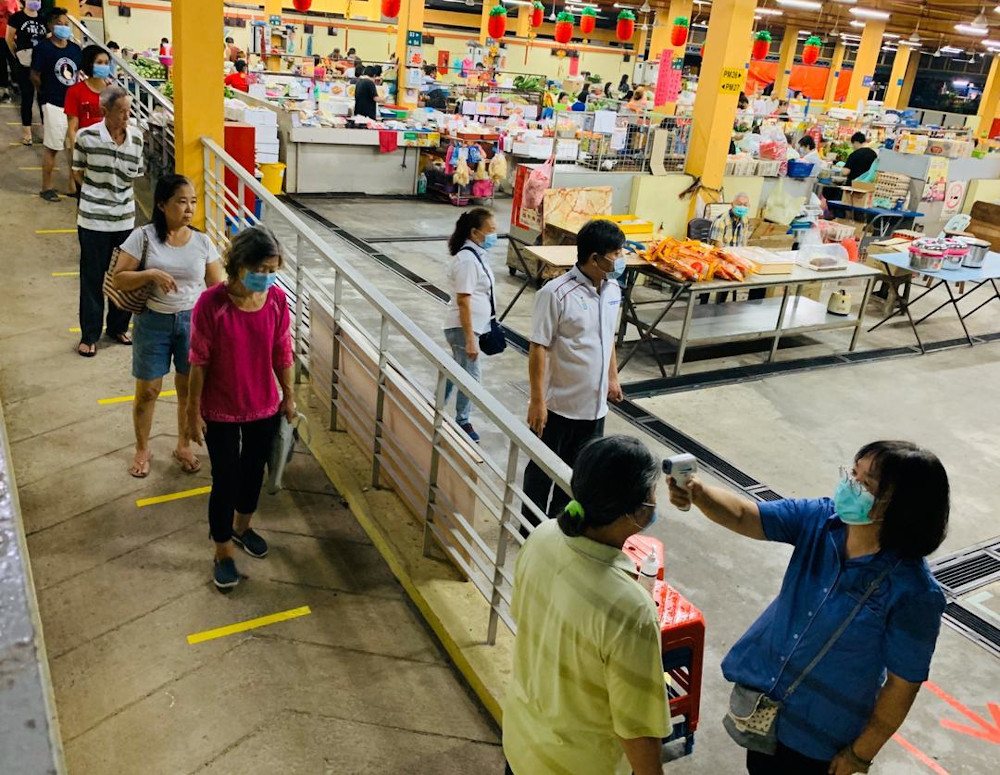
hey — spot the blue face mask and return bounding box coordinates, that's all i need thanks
[635,502,659,533]
[53,25,73,41]
[481,232,498,250]
[92,64,111,79]
[606,256,627,280]
[27,0,42,11]
[732,205,749,218]
[243,271,277,293]
[833,475,876,525]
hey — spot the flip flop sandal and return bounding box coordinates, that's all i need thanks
[172,449,202,474]
[77,342,97,358]
[110,332,133,346]
[40,190,60,202]
[129,452,153,479]
[21,138,32,146]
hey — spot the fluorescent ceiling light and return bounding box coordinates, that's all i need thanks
[693,21,708,28]
[953,80,970,87]
[955,24,990,36]
[776,0,821,10]
[692,0,711,5]
[882,46,897,52]
[849,8,890,20]
[899,40,922,47]
[849,20,866,28]
[613,2,636,8]
[503,0,532,5]
[882,33,900,39]
[941,46,964,53]
[831,0,857,4]
[843,41,860,47]
[755,9,783,16]
[839,33,862,40]
[984,39,1000,46]
[797,31,813,37]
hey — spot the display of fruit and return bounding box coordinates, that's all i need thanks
[133,57,167,80]
[580,8,596,36]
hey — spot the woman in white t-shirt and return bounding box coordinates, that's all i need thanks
[113,175,225,478]
[443,207,497,444]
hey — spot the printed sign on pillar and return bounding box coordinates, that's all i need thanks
[654,50,682,106]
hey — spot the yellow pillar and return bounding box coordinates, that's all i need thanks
[882,45,913,109]
[395,0,425,109]
[844,20,886,108]
[264,0,283,71]
[897,53,919,109]
[515,6,530,39]
[173,0,224,228]
[772,27,799,99]
[479,2,491,46]
[823,41,846,108]
[975,57,1000,140]
[648,1,693,62]
[686,0,757,191]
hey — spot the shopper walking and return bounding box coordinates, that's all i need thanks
[113,175,224,478]
[31,6,81,200]
[521,219,625,526]
[667,441,949,775]
[442,207,497,443]
[72,84,144,357]
[504,435,670,775]
[65,44,110,150]
[186,226,295,591]
[0,0,17,102]
[6,0,46,144]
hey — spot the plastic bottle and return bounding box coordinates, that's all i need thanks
[638,550,658,596]
[417,171,427,195]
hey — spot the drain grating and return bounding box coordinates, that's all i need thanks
[942,602,1000,658]
[930,539,1000,596]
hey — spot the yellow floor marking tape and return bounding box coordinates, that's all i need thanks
[51,271,79,277]
[187,606,312,645]
[69,323,133,333]
[136,485,211,508]
[21,166,42,171]
[36,229,77,234]
[99,389,176,405]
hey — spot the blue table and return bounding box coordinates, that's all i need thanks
[828,203,926,239]
[868,251,1000,351]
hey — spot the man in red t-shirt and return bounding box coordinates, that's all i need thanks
[224,58,248,92]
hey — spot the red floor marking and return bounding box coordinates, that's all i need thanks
[892,733,950,775]
[924,681,1000,746]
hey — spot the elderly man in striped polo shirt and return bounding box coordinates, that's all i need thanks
[72,84,144,357]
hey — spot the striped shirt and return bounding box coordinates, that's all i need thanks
[709,210,750,247]
[503,519,671,775]
[73,121,144,233]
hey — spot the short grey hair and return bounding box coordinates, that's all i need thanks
[734,191,750,203]
[100,85,130,113]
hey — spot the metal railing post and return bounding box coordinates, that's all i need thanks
[237,179,246,230]
[422,371,448,559]
[371,316,390,489]
[203,144,213,239]
[294,234,305,384]
[487,441,520,645]
[329,272,342,431]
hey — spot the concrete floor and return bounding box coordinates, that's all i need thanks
[0,132,503,773]
[284,194,1000,774]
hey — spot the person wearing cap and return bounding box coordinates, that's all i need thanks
[503,434,671,775]
[521,219,626,526]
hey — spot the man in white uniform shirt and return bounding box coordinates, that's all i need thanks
[521,219,627,526]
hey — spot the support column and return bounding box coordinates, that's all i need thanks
[515,6,530,39]
[882,45,913,109]
[975,56,1000,140]
[479,2,491,46]
[647,1,693,62]
[264,0,283,71]
[823,40,846,108]
[395,0,425,108]
[772,27,799,99]
[897,52,919,109]
[686,0,757,191]
[844,20,886,108]
[173,0,224,228]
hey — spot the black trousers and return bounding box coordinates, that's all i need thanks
[521,410,605,526]
[0,45,12,90]
[205,414,281,544]
[746,743,830,775]
[14,61,40,128]
[78,227,133,345]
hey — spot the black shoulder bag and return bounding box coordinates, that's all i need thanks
[466,248,507,356]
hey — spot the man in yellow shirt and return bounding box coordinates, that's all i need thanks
[503,435,671,775]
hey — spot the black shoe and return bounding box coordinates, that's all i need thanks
[232,528,268,558]
[213,557,240,589]
[459,422,480,443]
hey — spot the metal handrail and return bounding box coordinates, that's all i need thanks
[201,137,573,642]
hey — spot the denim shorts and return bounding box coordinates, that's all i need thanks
[132,308,192,381]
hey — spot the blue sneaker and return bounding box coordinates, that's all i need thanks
[232,528,268,559]
[213,557,240,590]
[459,423,480,443]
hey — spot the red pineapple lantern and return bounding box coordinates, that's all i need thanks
[380,0,400,19]
[293,0,312,10]
[531,1,544,29]
[580,7,596,36]
[488,5,507,39]
[616,10,635,43]
[752,30,772,60]
[554,11,574,44]
[802,35,822,66]
[671,16,689,47]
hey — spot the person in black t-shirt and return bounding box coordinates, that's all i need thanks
[31,7,80,201]
[353,66,380,121]
[844,131,878,183]
[6,1,48,143]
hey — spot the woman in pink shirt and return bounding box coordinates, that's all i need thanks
[186,226,295,591]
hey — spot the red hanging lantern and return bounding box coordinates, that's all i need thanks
[700,44,705,58]
[530,1,544,29]
[554,11,574,45]
[488,5,507,39]
[293,0,312,10]
[380,0,400,19]
[802,35,822,66]
[580,7,596,36]
[616,10,635,43]
[752,30,772,61]
[670,16,689,48]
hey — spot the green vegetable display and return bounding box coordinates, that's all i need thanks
[513,75,544,92]
[132,57,167,81]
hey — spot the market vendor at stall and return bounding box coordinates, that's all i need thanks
[224,59,248,93]
[845,132,878,183]
[710,194,751,249]
[353,66,382,120]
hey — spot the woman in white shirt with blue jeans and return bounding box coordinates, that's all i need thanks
[443,208,497,443]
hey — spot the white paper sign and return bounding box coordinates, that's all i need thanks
[593,110,618,134]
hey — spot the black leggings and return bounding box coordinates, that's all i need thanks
[746,742,830,774]
[15,62,40,128]
[205,413,280,544]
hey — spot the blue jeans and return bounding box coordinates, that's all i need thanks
[132,308,192,380]
[443,326,482,426]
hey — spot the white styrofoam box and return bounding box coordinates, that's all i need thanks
[256,140,280,153]
[244,108,278,126]
[224,99,247,122]
[254,125,279,143]
[257,152,280,164]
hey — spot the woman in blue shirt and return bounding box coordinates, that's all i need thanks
[668,440,949,775]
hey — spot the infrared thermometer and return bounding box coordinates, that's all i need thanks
[663,454,698,512]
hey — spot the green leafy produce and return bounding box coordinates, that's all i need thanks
[159,81,173,99]
[133,57,167,81]
[513,75,544,92]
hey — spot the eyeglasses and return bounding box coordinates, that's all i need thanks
[838,465,870,496]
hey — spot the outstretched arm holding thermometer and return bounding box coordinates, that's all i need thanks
[665,454,766,541]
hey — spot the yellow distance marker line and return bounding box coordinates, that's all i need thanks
[21,166,43,171]
[51,271,79,277]
[187,606,312,645]
[69,323,133,333]
[36,228,77,234]
[136,485,211,508]
[99,389,176,405]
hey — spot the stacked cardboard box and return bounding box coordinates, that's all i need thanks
[243,107,280,165]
